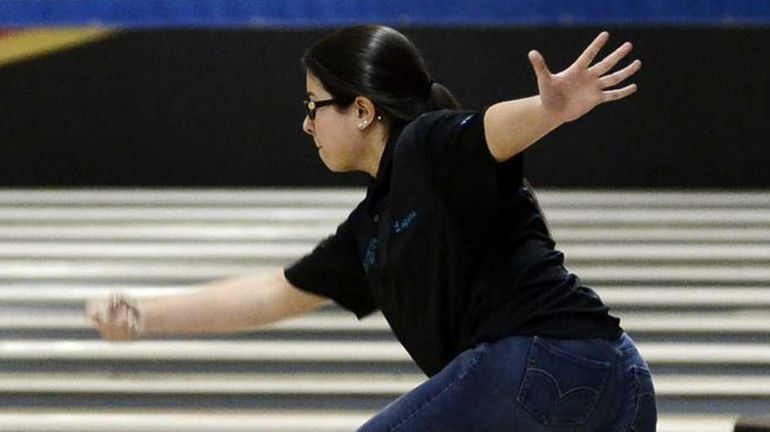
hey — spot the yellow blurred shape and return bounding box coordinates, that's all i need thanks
[0,28,115,67]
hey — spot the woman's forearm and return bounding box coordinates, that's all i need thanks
[136,269,328,337]
[483,96,563,163]
[483,33,640,163]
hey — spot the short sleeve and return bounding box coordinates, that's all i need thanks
[283,208,378,319]
[419,109,523,219]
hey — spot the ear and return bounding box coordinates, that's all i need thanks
[354,96,377,130]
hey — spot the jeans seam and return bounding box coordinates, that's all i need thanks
[630,366,655,432]
[606,363,629,431]
[390,347,487,431]
[630,365,642,432]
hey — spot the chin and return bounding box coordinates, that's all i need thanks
[319,156,343,173]
[321,159,354,173]
[318,151,357,173]
[325,164,352,173]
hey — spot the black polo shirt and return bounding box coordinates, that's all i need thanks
[284,109,622,377]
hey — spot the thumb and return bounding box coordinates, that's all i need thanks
[85,299,101,324]
[528,50,551,80]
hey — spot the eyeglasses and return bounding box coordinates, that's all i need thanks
[303,98,339,120]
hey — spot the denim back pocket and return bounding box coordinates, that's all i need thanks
[516,337,613,426]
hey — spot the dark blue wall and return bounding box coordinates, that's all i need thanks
[2,0,770,27]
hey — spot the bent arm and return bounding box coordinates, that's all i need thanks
[483,96,562,162]
[484,32,641,163]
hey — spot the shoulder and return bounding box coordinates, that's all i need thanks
[406,109,480,137]
[395,109,483,154]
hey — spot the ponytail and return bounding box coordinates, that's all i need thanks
[425,81,462,111]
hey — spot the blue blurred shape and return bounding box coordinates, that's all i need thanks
[0,0,769,27]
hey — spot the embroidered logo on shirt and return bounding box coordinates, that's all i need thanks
[363,237,379,273]
[458,114,474,128]
[393,210,418,234]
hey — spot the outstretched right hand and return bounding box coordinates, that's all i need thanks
[528,31,641,124]
[85,293,143,341]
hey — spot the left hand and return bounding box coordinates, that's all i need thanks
[86,292,143,341]
[528,31,642,124]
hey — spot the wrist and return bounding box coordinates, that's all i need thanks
[113,293,144,340]
[130,298,146,339]
[536,95,567,128]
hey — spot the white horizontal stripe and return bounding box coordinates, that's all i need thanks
[656,415,737,432]
[548,209,770,225]
[3,311,770,334]
[1,225,769,244]
[0,242,314,259]
[0,340,412,362]
[4,243,770,262]
[0,225,332,242]
[0,373,765,397]
[561,244,770,261]
[539,191,770,208]
[0,208,349,223]
[599,287,770,307]
[2,286,767,308]
[0,286,194,302]
[619,312,770,332]
[0,340,768,364]
[0,313,386,332]
[3,188,769,208]
[2,208,769,225]
[0,261,272,280]
[0,411,735,432]
[654,375,770,396]
[575,265,770,283]
[0,188,365,206]
[0,373,420,395]
[640,343,770,364]
[1,262,767,283]
[552,227,770,243]
[0,410,372,432]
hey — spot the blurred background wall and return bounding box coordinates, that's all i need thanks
[0,0,768,188]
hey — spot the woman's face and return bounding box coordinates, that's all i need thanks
[302,72,363,172]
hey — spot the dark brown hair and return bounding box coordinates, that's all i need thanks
[302,25,461,129]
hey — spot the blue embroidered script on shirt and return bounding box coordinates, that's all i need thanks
[393,210,418,234]
[363,237,378,273]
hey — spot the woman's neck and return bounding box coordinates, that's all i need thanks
[361,124,390,178]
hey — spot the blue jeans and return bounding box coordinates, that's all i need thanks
[359,333,657,431]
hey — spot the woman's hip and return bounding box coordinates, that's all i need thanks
[359,333,657,431]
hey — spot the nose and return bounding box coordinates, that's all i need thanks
[302,116,314,136]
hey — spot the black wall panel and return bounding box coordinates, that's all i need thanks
[1,27,767,188]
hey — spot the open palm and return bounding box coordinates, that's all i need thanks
[529,32,642,124]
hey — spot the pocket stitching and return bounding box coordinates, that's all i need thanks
[516,337,611,426]
[528,368,602,400]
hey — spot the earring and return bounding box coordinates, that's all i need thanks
[376,115,383,121]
